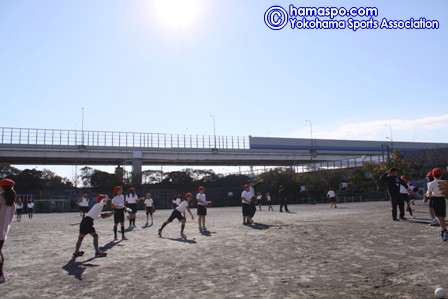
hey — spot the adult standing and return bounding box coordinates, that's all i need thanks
[380,168,412,221]
[0,179,17,283]
[279,185,289,212]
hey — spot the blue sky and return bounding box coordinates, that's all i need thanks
[1,0,447,178]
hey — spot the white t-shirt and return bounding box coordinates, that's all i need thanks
[112,195,125,209]
[172,198,181,205]
[241,191,252,204]
[256,195,262,200]
[80,197,89,207]
[327,190,336,198]
[176,200,189,213]
[144,199,153,207]
[15,203,23,209]
[428,179,445,198]
[126,194,138,204]
[197,193,207,206]
[266,195,271,202]
[27,203,34,209]
[249,186,255,198]
[399,185,409,194]
[0,193,15,241]
[85,200,106,220]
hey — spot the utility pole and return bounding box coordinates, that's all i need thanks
[210,114,216,149]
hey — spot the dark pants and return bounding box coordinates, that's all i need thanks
[390,193,404,219]
[280,200,289,212]
[250,201,256,218]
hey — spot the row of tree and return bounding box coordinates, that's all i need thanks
[1,148,446,199]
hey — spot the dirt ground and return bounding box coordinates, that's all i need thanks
[1,201,448,298]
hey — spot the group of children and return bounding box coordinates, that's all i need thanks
[381,167,448,241]
[72,185,212,256]
[14,197,34,221]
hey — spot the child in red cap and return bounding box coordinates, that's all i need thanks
[426,168,447,241]
[158,193,194,239]
[196,186,211,231]
[125,187,139,227]
[111,186,127,241]
[73,194,113,258]
[0,179,16,283]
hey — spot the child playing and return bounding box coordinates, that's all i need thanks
[15,197,23,222]
[400,176,414,218]
[143,192,155,226]
[27,199,34,219]
[256,192,262,211]
[79,194,89,218]
[327,187,337,208]
[158,193,194,239]
[423,172,439,226]
[72,194,112,258]
[125,187,139,227]
[0,179,16,284]
[266,192,274,212]
[426,168,447,241]
[111,186,127,241]
[241,184,253,225]
[172,194,181,208]
[196,186,211,231]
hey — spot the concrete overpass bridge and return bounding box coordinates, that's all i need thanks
[1,127,447,183]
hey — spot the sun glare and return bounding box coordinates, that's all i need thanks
[152,0,203,29]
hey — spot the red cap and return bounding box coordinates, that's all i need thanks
[83,194,88,197]
[185,193,193,198]
[426,172,434,177]
[244,184,250,189]
[400,176,407,181]
[432,168,443,176]
[198,186,205,191]
[96,194,106,203]
[129,187,135,192]
[257,192,261,195]
[113,186,122,193]
[146,193,151,197]
[0,179,15,186]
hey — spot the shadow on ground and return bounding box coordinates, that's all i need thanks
[62,257,100,281]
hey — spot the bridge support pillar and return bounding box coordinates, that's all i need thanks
[132,152,143,186]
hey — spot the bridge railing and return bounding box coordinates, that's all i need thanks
[0,127,249,149]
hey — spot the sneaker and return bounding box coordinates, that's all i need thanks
[443,231,448,241]
[95,251,107,257]
[429,220,440,227]
[410,216,415,219]
[399,217,407,220]
[180,233,186,239]
[114,237,118,241]
[122,236,128,240]
[0,275,5,284]
[73,251,85,257]
[393,218,400,221]
[158,229,162,238]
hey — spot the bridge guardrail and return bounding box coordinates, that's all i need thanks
[0,127,249,150]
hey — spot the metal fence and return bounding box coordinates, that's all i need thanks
[0,127,249,149]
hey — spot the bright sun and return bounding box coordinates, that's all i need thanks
[152,0,203,29]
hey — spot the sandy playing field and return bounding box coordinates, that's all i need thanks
[1,201,447,298]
